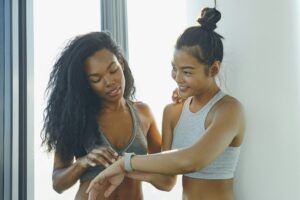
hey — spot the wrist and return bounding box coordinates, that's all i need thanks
[124,152,136,172]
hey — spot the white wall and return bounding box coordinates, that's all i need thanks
[186,0,300,199]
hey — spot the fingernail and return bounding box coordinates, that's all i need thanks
[105,163,109,167]
[112,159,116,162]
[114,152,118,156]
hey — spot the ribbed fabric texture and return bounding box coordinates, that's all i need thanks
[171,91,240,179]
[80,100,148,182]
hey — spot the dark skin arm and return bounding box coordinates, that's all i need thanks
[52,146,118,193]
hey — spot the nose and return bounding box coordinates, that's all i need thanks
[104,75,115,87]
[173,71,184,84]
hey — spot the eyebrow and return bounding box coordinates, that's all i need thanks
[88,61,116,77]
[171,62,194,70]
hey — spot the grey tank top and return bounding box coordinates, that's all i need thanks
[80,101,148,182]
[171,90,241,179]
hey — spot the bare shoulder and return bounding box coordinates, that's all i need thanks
[163,102,183,116]
[133,101,151,113]
[163,102,185,128]
[205,95,245,144]
[132,101,154,120]
[208,95,245,129]
[217,95,244,114]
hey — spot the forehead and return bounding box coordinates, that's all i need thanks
[173,49,200,67]
[85,49,117,72]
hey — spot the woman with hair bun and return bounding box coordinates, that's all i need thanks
[87,7,245,200]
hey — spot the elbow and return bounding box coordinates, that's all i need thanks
[163,176,177,192]
[53,183,63,194]
[181,157,203,174]
[52,176,65,194]
[156,176,177,192]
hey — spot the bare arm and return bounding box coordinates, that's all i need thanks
[130,100,244,174]
[52,152,86,194]
[87,99,245,197]
[126,103,176,191]
[53,146,118,193]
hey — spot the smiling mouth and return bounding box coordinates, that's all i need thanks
[106,86,121,97]
[178,86,188,91]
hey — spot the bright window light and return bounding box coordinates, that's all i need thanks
[34,1,100,199]
[127,1,187,199]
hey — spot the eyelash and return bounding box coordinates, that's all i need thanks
[91,78,101,83]
[110,67,119,73]
[183,71,192,75]
[90,67,119,83]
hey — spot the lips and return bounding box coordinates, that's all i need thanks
[106,86,121,97]
[178,86,188,92]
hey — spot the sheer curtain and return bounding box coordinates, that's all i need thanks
[101,0,129,59]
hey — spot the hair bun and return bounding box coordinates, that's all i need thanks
[197,7,221,31]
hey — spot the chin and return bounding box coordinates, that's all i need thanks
[179,92,191,99]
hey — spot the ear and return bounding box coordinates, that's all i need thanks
[209,61,221,77]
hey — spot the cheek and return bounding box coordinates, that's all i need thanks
[118,71,125,84]
[171,70,176,80]
[185,76,199,86]
[90,82,105,94]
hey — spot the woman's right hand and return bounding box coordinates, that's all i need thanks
[86,158,126,199]
[77,146,119,168]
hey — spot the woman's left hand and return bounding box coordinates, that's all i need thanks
[86,158,125,200]
[172,88,185,104]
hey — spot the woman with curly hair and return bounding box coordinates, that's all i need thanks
[42,31,176,200]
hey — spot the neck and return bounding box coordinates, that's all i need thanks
[191,85,220,108]
[101,98,127,112]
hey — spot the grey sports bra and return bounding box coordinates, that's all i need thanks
[79,101,148,182]
[171,91,241,179]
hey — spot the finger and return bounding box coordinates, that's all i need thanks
[86,181,95,193]
[107,146,119,157]
[88,189,98,200]
[86,179,103,193]
[88,155,109,167]
[98,150,117,163]
[94,146,117,157]
[94,157,110,167]
[93,148,118,162]
[104,184,118,198]
[87,159,96,167]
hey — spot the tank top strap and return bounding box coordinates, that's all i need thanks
[187,90,225,113]
[126,100,140,130]
[205,90,226,109]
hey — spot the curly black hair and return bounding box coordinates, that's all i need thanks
[42,32,135,160]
